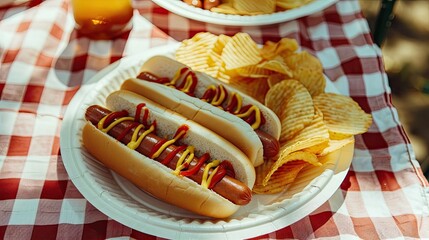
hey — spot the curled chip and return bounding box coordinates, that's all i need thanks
[265,80,314,142]
[221,32,262,70]
[286,106,330,154]
[262,151,321,187]
[314,93,373,136]
[258,59,293,77]
[253,160,307,194]
[261,38,299,60]
[318,137,355,157]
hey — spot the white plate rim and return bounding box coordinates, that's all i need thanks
[151,0,338,26]
[59,43,353,239]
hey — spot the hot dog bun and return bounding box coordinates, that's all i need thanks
[121,55,281,167]
[82,90,255,218]
[82,123,240,218]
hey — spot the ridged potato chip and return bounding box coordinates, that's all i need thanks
[329,131,353,140]
[277,0,314,9]
[314,93,373,136]
[288,107,330,154]
[211,3,241,15]
[318,136,355,157]
[253,160,307,194]
[262,151,321,186]
[233,0,276,14]
[261,38,299,60]
[212,34,231,55]
[221,32,262,70]
[265,80,314,142]
[267,74,288,88]
[228,77,270,103]
[235,65,272,78]
[278,110,329,157]
[258,59,293,76]
[211,0,313,15]
[292,68,325,97]
[175,32,219,72]
[284,51,323,73]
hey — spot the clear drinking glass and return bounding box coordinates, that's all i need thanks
[71,0,134,39]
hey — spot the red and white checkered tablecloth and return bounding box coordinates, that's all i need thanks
[1,0,428,239]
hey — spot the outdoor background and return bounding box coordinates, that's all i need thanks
[359,0,429,178]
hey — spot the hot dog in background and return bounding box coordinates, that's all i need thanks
[121,55,281,168]
[82,90,256,218]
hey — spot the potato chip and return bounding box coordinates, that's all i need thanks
[258,59,293,76]
[210,3,241,15]
[212,0,313,15]
[175,32,219,72]
[305,141,329,155]
[262,151,321,186]
[277,113,329,159]
[267,74,288,88]
[212,34,231,55]
[284,51,323,73]
[232,0,276,14]
[329,131,353,140]
[280,136,329,159]
[292,68,325,97]
[261,38,299,60]
[253,160,307,194]
[289,107,330,154]
[205,53,224,80]
[216,65,232,83]
[221,32,262,70]
[228,77,269,103]
[314,93,373,136]
[277,0,314,9]
[187,34,231,82]
[265,80,314,142]
[318,136,355,157]
[235,65,272,78]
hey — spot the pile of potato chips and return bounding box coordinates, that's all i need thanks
[210,0,314,15]
[174,32,372,195]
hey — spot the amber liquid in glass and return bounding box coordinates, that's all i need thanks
[72,0,133,39]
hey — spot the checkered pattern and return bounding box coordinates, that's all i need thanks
[1,0,428,239]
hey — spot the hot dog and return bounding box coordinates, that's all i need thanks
[82,90,255,218]
[121,55,281,167]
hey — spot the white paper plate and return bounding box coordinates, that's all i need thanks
[151,0,338,26]
[60,43,354,239]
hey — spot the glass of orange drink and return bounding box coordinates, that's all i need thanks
[71,0,134,39]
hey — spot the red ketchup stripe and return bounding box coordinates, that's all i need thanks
[161,145,187,165]
[116,122,139,142]
[135,103,146,123]
[103,110,128,128]
[180,153,210,177]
